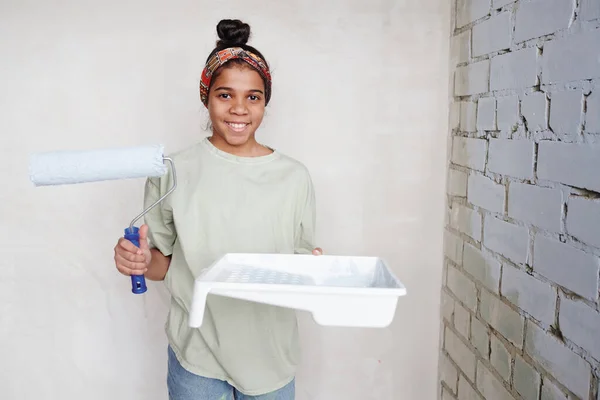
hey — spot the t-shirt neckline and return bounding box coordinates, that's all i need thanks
[201,136,280,164]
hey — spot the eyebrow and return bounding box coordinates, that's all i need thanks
[213,86,264,94]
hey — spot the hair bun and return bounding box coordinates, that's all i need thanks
[216,19,251,47]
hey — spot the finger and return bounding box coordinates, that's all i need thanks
[312,247,323,256]
[116,264,133,276]
[116,263,147,276]
[115,253,148,273]
[139,224,150,251]
[117,237,141,254]
[116,264,146,276]
[115,248,146,263]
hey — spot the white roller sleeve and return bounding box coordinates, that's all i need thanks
[29,144,168,186]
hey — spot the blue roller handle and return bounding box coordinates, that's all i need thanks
[124,226,148,294]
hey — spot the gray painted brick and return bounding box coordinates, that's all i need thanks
[496,96,519,131]
[513,355,540,400]
[491,47,538,91]
[476,361,513,400]
[472,12,511,57]
[461,102,478,132]
[559,297,600,361]
[493,0,514,8]
[508,183,562,232]
[537,141,600,192]
[451,137,488,171]
[454,302,471,339]
[477,97,496,131]
[525,321,591,399]
[447,169,468,197]
[440,387,455,400]
[484,217,529,265]
[586,89,600,133]
[445,229,464,265]
[442,290,455,322]
[458,375,482,400]
[450,102,460,131]
[501,264,556,325]
[549,90,582,135]
[480,289,524,348]
[488,139,535,179]
[514,0,574,43]
[441,386,453,400]
[490,335,510,381]
[445,327,477,381]
[470,317,490,359]
[443,259,449,283]
[448,265,478,311]
[439,320,445,353]
[522,92,548,131]
[468,174,505,213]
[451,30,471,66]
[541,380,567,400]
[533,234,599,301]
[455,60,490,96]
[456,0,491,28]
[451,204,482,241]
[440,352,459,394]
[463,243,501,293]
[567,196,600,249]
[581,0,600,21]
[542,29,600,84]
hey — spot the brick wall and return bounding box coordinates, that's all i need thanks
[440,1,600,399]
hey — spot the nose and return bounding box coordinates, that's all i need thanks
[230,97,248,115]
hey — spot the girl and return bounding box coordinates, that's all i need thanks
[113,19,322,400]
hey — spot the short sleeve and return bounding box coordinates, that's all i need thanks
[294,169,317,254]
[143,176,176,256]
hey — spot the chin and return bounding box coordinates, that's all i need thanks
[216,123,255,146]
[225,134,251,146]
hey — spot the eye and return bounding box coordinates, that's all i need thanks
[218,93,231,99]
[249,95,261,101]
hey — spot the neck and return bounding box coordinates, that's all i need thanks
[208,134,272,157]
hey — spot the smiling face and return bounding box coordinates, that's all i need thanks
[207,64,266,152]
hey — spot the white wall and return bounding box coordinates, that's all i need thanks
[0,1,451,399]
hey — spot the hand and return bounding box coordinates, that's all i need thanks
[114,224,152,276]
[312,247,323,256]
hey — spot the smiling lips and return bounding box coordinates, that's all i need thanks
[226,121,250,132]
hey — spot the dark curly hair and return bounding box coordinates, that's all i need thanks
[204,19,271,105]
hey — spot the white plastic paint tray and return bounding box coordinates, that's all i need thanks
[189,253,407,328]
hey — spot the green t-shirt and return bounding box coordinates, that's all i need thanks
[143,137,316,395]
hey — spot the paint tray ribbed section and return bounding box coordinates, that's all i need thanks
[189,253,407,328]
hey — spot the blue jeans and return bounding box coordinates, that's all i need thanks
[167,346,295,400]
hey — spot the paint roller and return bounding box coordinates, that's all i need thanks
[28,144,177,294]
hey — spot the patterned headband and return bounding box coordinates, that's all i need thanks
[199,47,272,107]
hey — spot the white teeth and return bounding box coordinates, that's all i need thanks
[227,122,247,129]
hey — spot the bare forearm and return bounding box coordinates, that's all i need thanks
[146,248,171,281]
